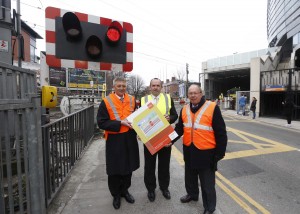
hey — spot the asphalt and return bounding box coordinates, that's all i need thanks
[47,110,300,214]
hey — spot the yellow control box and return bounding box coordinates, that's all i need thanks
[42,86,57,108]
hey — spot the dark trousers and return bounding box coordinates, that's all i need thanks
[144,145,171,191]
[108,173,132,197]
[287,114,292,124]
[185,165,216,212]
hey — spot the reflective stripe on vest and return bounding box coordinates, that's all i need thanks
[106,95,134,121]
[103,94,134,139]
[142,93,170,115]
[184,101,213,131]
[182,101,216,150]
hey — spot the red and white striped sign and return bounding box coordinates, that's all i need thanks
[45,7,133,71]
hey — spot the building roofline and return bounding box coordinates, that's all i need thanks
[21,20,43,39]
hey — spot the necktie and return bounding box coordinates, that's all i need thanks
[120,97,124,102]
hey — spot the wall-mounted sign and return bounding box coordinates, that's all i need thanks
[0,40,9,52]
[265,85,286,91]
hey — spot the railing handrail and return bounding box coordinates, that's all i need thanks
[42,104,94,128]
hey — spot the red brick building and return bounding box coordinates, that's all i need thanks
[12,20,42,63]
[163,77,180,101]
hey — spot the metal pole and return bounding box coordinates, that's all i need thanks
[186,63,189,99]
[26,95,46,214]
[17,0,22,67]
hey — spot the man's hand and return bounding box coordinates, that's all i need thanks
[164,114,170,122]
[121,119,132,129]
[164,142,172,147]
[212,155,224,171]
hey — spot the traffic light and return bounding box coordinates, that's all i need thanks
[42,86,57,108]
[45,7,133,71]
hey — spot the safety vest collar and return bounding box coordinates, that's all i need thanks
[105,93,134,121]
[183,101,213,131]
[143,93,170,114]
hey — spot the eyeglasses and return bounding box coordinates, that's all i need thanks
[188,92,202,96]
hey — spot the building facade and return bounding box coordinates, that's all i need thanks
[12,20,42,64]
[267,0,300,51]
[201,0,300,120]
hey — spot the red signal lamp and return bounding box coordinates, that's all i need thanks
[106,21,123,44]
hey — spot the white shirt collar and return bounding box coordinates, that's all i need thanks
[151,93,160,99]
[151,94,160,104]
[115,93,124,100]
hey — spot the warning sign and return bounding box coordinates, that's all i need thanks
[0,40,9,52]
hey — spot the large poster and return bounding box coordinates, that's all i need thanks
[127,101,178,155]
[49,67,67,87]
[68,68,106,89]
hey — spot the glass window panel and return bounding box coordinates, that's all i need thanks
[241,52,250,64]
[30,45,35,62]
[207,59,214,68]
[214,58,220,67]
[220,56,227,67]
[234,54,241,64]
[227,55,234,65]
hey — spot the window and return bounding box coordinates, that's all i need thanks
[30,37,36,62]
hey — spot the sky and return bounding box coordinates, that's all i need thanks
[12,0,268,83]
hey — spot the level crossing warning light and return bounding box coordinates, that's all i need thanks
[45,7,133,71]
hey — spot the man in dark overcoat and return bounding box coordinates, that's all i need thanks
[97,77,140,209]
[173,84,227,214]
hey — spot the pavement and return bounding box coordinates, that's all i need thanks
[47,110,300,214]
[222,109,300,131]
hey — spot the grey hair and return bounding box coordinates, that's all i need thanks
[113,77,127,86]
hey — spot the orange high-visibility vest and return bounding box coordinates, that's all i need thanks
[103,93,135,139]
[182,101,216,150]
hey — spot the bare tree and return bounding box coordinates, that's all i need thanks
[173,68,186,82]
[126,74,146,99]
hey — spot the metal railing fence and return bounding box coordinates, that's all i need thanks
[42,105,94,207]
[0,62,45,214]
[1,62,95,213]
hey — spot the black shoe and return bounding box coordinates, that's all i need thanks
[147,191,155,202]
[180,194,198,203]
[113,196,121,209]
[121,192,135,204]
[161,189,171,199]
[203,210,215,214]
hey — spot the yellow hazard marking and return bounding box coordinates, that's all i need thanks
[171,144,185,166]
[216,172,270,214]
[172,146,270,213]
[225,127,297,160]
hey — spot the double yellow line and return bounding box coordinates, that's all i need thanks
[171,146,270,214]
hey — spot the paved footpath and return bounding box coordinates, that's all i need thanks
[47,111,300,214]
[222,109,300,131]
[47,136,210,214]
